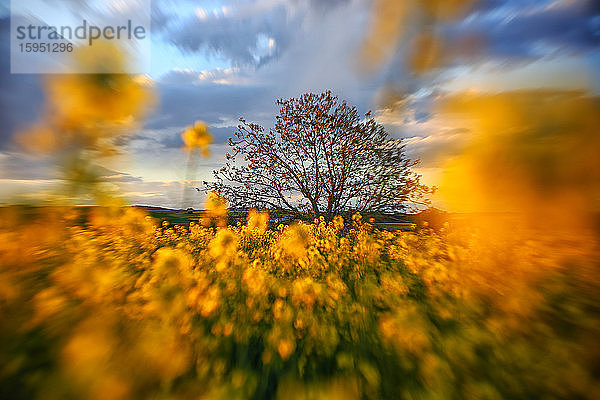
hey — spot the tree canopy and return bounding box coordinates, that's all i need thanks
[205,91,430,218]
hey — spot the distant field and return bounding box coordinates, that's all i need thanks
[372,222,417,232]
[139,206,423,231]
[0,205,446,231]
[143,208,201,226]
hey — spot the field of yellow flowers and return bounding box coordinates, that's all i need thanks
[1,198,599,400]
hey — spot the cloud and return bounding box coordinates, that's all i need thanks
[165,0,300,67]
[158,0,360,69]
[151,2,171,32]
[308,0,352,12]
[160,67,253,86]
[0,151,144,182]
[375,91,471,168]
[144,76,272,144]
[246,0,376,112]
[95,166,143,183]
[0,152,57,180]
[0,18,44,150]
[112,179,210,208]
[447,0,600,62]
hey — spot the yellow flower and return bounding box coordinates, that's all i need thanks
[181,120,213,156]
[201,191,228,227]
[200,287,220,317]
[333,215,344,231]
[223,322,234,337]
[152,247,192,275]
[17,42,154,155]
[247,208,269,232]
[209,229,238,259]
[278,223,310,261]
[277,338,295,360]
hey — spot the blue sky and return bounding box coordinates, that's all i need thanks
[1,0,599,208]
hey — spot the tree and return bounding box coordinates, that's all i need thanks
[205,91,431,219]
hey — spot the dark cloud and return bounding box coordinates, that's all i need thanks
[0,18,44,150]
[158,0,355,68]
[448,0,600,61]
[414,110,431,123]
[151,3,172,32]
[308,0,351,12]
[166,2,299,67]
[146,77,273,136]
[134,68,277,150]
[471,0,537,12]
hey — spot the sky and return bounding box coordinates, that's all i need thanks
[0,0,599,209]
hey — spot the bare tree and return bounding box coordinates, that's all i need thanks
[205,91,431,219]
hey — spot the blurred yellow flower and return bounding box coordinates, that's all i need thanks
[333,215,344,231]
[209,229,238,260]
[181,120,213,157]
[201,191,228,227]
[152,247,192,275]
[277,338,295,360]
[18,43,154,156]
[247,208,269,232]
